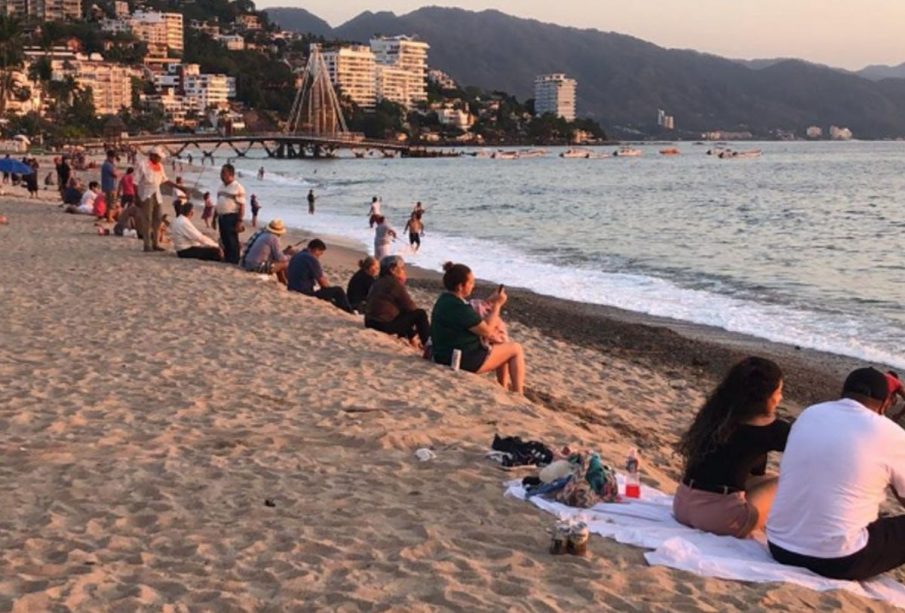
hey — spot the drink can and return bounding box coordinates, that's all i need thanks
[450,349,462,371]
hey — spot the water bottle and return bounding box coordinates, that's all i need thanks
[450,349,462,371]
[625,447,641,499]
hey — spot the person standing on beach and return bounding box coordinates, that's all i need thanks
[215,163,245,264]
[118,167,135,209]
[307,189,316,215]
[100,149,119,223]
[368,196,381,228]
[373,215,396,259]
[257,166,265,180]
[250,194,261,228]
[56,156,71,197]
[135,146,181,252]
[201,191,214,228]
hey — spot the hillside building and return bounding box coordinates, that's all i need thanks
[657,108,675,130]
[370,36,429,108]
[320,45,377,109]
[534,73,576,122]
[829,125,853,140]
[806,126,823,139]
[131,11,184,57]
[0,0,81,20]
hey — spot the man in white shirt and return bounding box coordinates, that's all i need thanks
[171,202,223,261]
[767,367,905,580]
[215,163,245,264]
[134,146,181,252]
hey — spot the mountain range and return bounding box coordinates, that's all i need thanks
[265,6,905,138]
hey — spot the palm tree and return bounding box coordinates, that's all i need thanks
[0,16,24,116]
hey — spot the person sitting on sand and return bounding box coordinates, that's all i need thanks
[347,256,378,313]
[287,239,354,313]
[62,178,83,206]
[430,262,525,394]
[158,214,171,246]
[365,255,430,347]
[113,203,142,238]
[170,202,223,261]
[240,219,292,283]
[65,181,101,215]
[767,367,905,581]
[673,357,789,538]
[469,294,509,345]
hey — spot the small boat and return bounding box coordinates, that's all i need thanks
[659,147,680,156]
[613,147,642,157]
[519,148,547,159]
[491,150,520,160]
[560,148,592,159]
[715,148,762,159]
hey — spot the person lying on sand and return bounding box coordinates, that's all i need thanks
[430,262,525,394]
[240,219,293,284]
[287,239,354,313]
[768,367,905,581]
[364,255,430,348]
[673,357,789,538]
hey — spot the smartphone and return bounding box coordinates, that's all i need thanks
[498,284,504,293]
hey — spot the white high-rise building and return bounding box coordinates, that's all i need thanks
[75,60,134,115]
[370,35,429,108]
[320,45,377,109]
[534,73,577,122]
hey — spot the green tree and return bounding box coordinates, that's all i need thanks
[0,16,24,117]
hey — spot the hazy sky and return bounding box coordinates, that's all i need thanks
[257,0,905,69]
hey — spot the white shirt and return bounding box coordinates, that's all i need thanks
[216,180,245,215]
[767,398,905,558]
[134,159,168,203]
[170,215,219,252]
[77,189,97,214]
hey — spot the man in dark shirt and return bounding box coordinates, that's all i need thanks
[287,239,353,313]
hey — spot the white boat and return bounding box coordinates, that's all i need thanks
[613,147,642,157]
[491,150,520,160]
[519,149,547,159]
[560,148,592,159]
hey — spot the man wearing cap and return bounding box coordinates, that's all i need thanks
[134,146,182,252]
[766,367,905,580]
[239,219,293,283]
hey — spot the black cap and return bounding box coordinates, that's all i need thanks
[842,367,889,401]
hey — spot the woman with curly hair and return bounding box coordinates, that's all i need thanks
[673,356,790,537]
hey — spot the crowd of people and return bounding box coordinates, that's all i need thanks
[55,146,525,396]
[674,356,905,581]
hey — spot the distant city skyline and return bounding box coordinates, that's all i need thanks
[257,0,905,70]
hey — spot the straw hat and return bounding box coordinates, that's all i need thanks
[148,145,167,159]
[266,219,286,235]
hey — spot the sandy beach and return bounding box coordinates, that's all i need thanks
[1,184,902,610]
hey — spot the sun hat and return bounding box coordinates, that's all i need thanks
[842,367,891,401]
[148,145,167,159]
[266,219,286,235]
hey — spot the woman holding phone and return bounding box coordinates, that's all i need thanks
[430,263,525,394]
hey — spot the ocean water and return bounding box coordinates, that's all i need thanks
[191,141,905,368]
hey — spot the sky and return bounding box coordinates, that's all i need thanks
[256,0,905,70]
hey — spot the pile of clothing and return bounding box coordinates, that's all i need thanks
[488,434,619,508]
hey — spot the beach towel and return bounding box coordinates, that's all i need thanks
[505,479,905,609]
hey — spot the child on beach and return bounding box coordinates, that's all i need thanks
[201,191,214,228]
[250,194,261,227]
[158,214,171,246]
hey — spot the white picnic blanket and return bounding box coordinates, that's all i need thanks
[505,480,905,608]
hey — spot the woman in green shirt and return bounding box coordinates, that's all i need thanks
[430,262,525,394]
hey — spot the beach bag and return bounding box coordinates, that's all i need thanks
[552,453,619,508]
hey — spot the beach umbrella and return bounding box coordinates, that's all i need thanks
[0,158,34,175]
